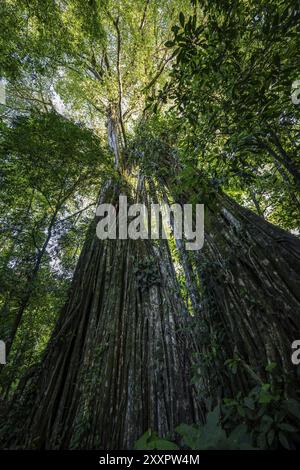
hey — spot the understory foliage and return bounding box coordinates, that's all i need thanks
[0,0,300,450]
[136,362,300,449]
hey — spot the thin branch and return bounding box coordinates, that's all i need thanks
[56,203,96,225]
[142,53,175,92]
[140,0,151,30]
[111,15,127,148]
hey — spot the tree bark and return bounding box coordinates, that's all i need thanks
[190,193,300,398]
[2,183,202,450]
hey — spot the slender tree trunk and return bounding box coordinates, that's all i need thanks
[107,106,121,168]
[273,160,300,213]
[249,190,264,218]
[257,138,300,189]
[0,190,35,320]
[4,210,58,358]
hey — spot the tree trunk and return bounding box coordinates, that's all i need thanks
[2,183,202,449]
[190,193,300,398]
[257,138,300,190]
[3,209,58,359]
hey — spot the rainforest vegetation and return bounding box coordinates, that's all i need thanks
[0,0,300,450]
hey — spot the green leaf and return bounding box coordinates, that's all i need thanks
[134,430,154,450]
[267,429,275,446]
[257,432,267,449]
[176,423,199,449]
[165,41,175,48]
[224,398,238,406]
[277,423,298,433]
[244,397,255,410]
[206,406,220,429]
[179,12,185,27]
[283,399,300,419]
[278,431,290,449]
[260,418,272,434]
[134,431,179,450]
[237,405,246,417]
[229,424,251,446]
[265,362,277,373]
[154,439,179,450]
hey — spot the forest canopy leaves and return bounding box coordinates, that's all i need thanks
[1,0,300,451]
